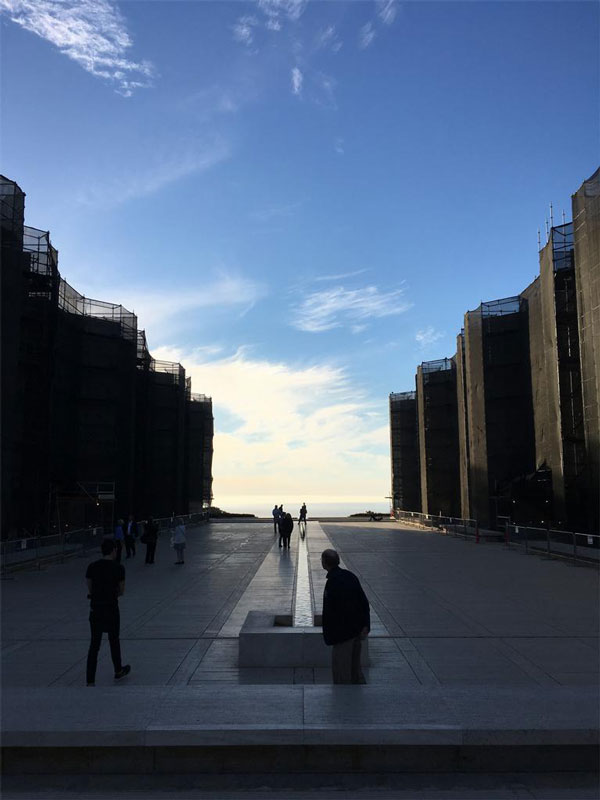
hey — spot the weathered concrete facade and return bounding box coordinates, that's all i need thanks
[416,359,461,517]
[463,297,537,528]
[524,225,587,528]
[572,168,600,533]
[389,392,421,512]
[455,332,471,520]
[390,169,598,532]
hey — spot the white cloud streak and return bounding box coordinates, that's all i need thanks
[291,286,411,333]
[359,22,376,50]
[415,326,445,348]
[80,273,267,334]
[377,0,398,26]
[0,0,155,96]
[315,24,342,53]
[314,269,368,282]
[151,346,390,502]
[75,138,230,206]
[291,66,303,95]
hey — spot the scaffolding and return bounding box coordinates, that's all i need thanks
[480,295,524,317]
[389,392,420,512]
[58,279,137,341]
[1,174,215,536]
[416,358,460,517]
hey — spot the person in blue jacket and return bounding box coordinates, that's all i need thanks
[321,548,370,684]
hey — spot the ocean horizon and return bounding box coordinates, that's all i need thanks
[215,500,391,519]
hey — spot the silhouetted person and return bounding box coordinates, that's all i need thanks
[172,518,186,564]
[85,538,131,686]
[299,503,307,538]
[321,548,370,684]
[144,516,159,564]
[279,512,294,549]
[125,514,137,558]
[113,519,124,563]
[272,504,280,536]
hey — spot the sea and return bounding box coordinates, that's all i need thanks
[215,500,391,519]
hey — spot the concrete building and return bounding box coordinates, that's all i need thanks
[463,296,537,528]
[0,175,213,536]
[524,223,587,529]
[572,168,600,533]
[416,358,461,518]
[455,330,471,520]
[389,392,420,512]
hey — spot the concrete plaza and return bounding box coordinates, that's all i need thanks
[2,519,599,798]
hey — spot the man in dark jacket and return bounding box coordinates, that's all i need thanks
[321,548,370,684]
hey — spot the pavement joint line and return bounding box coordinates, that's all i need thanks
[122,532,271,636]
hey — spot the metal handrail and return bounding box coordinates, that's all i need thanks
[505,523,599,565]
[393,509,480,540]
[1,512,210,573]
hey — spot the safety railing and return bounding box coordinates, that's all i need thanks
[393,509,480,539]
[0,527,102,573]
[505,524,600,566]
[1,512,210,574]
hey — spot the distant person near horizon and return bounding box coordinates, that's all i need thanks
[272,504,280,536]
[321,548,370,685]
[299,503,307,539]
[279,511,293,549]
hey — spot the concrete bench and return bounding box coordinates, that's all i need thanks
[238,611,369,668]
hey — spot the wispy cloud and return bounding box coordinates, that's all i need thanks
[291,66,303,95]
[415,326,445,348]
[80,272,267,334]
[315,24,342,53]
[359,22,376,50]
[233,15,258,45]
[250,201,301,222]
[291,285,411,333]
[152,346,390,502]
[0,0,155,96]
[258,0,307,25]
[314,269,368,282]
[377,0,398,26]
[234,0,306,47]
[75,137,230,206]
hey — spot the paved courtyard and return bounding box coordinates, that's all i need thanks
[2,520,598,688]
[2,520,599,799]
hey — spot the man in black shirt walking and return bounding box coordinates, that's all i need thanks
[321,548,370,684]
[85,538,131,686]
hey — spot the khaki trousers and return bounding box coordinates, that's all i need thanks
[331,635,366,684]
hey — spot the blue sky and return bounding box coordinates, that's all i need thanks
[1,0,598,511]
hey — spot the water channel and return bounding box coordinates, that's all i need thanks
[293,527,313,626]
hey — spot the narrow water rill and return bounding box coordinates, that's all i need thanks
[293,531,313,626]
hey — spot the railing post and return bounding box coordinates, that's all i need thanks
[475,521,480,544]
[524,526,529,555]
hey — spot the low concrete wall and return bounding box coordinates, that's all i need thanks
[238,611,369,668]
